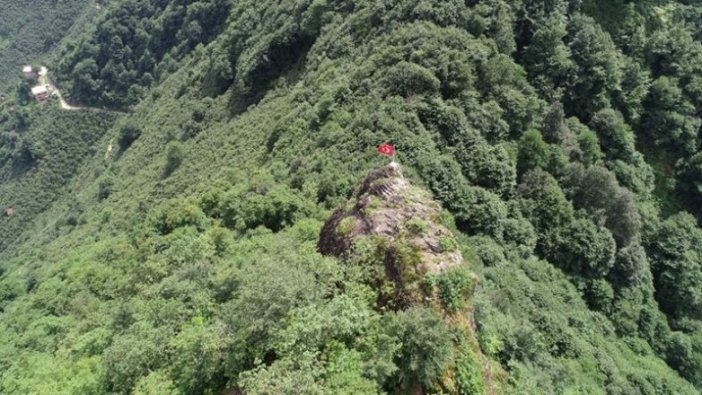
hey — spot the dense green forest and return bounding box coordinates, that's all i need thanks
[1,0,702,394]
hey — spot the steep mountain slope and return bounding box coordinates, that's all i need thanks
[1,0,702,394]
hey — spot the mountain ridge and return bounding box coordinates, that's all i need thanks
[0,0,701,393]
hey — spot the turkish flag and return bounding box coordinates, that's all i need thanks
[377,143,395,156]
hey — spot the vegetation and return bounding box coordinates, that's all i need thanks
[1,0,702,393]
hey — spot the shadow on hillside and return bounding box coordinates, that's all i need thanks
[228,33,316,116]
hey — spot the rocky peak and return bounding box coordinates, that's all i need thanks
[319,163,466,309]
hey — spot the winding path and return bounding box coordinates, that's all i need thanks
[38,67,125,114]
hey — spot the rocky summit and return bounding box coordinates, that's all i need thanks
[320,162,471,309]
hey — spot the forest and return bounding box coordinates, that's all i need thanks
[0,0,702,394]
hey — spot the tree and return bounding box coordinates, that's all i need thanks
[517,129,550,176]
[677,152,702,206]
[541,102,568,144]
[609,243,649,287]
[614,57,650,123]
[118,121,142,151]
[542,217,616,277]
[457,142,516,195]
[517,169,573,231]
[649,213,702,321]
[641,76,701,155]
[561,164,641,246]
[169,321,229,394]
[588,108,635,163]
[163,141,185,177]
[386,307,454,389]
[565,14,622,118]
[452,185,508,238]
[522,16,573,98]
[567,117,602,166]
[103,324,171,393]
[133,370,182,395]
[381,61,441,97]
[666,331,702,388]
[220,256,321,376]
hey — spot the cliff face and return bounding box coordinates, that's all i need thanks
[319,162,466,309]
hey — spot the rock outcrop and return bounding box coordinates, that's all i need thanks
[319,162,467,308]
[318,163,499,394]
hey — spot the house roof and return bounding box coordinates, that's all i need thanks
[22,65,32,73]
[31,85,48,96]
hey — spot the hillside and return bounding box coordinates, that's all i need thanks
[1,0,702,394]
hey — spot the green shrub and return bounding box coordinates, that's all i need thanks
[438,236,458,253]
[386,307,454,388]
[337,216,356,236]
[517,129,550,176]
[469,236,507,267]
[406,218,429,234]
[150,200,208,235]
[381,61,441,97]
[118,122,142,151]
[97,176,114,201]
[436,267,473,312]
[163,141,185,177]
[456,347,486,395]
[216,184,313,232]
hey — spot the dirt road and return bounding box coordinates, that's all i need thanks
[38,67,125,114]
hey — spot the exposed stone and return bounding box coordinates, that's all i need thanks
[319,162,464,308]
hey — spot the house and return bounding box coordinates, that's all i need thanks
[6,207,13,217]
[22,65,37,80]
[31,85,49,103]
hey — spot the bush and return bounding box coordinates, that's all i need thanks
[589,109,636,163]
[386,307,454,388]
[457,142,516,195]
[97,176,114,201]
[584,278,614,313]
[435,267,473,312]
[150,200,208,235]
[455,347,486,394]
[453,186,508,239]
[118,122,142,151]
[541,218,616,278]
[163,141,185,177]
[406,218,428,234]
[216,184,313,232]
[468,236,507,267]
[501,209,537,253]
[381,61,441,97]
[517,129,550,176]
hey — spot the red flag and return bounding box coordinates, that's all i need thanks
[377,143,395,156]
